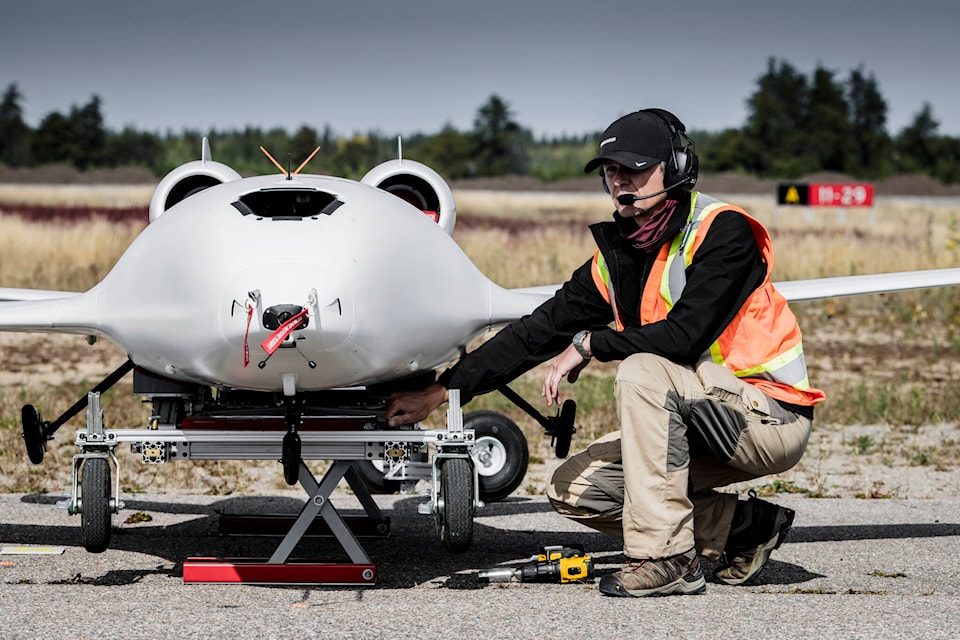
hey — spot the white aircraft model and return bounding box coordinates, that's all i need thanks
[3,140,960,584]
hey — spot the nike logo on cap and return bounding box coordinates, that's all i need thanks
[635,161,647,168]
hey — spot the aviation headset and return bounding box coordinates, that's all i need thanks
[599,108,699,194]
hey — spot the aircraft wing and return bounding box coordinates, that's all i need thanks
[775,268,960,302]
[505,268,960,316]
[0,287,82,302]
[509,285,564,298]
[0,287,99,336]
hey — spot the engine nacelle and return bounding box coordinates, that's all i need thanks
[148,139,242,223]
[361,159,456,235]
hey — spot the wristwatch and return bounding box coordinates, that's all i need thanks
[572,330,592,359]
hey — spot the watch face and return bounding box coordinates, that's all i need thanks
[573,331,589,357]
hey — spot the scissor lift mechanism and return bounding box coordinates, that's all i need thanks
[63,388,478,585]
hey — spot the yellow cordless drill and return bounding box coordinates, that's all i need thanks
[478,545,595,584]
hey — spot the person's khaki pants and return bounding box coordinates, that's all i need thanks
[547,353,812,560]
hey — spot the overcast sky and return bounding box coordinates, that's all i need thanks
[2,0,958,141]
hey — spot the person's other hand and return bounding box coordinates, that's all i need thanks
[385,383,448,427]
[541,345,590,406]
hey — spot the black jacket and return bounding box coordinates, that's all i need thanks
[439,192,773,406]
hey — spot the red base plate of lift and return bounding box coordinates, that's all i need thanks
[183,558,377,585]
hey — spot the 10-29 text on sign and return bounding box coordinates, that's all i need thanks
[777,183,874,207]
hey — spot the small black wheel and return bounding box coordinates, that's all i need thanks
[439,457,474,554]
[81,457,112,553]
[554,400,577,459]
[351,460,403,494]
[466,411,528,502]
[21,404,46,465]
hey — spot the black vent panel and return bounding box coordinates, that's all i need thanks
[232,189,344,220]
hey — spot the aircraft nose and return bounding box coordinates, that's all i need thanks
[262,304,309,330]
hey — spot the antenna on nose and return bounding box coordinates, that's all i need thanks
[260,145,286,174]
[293,147,322,175]
[260,145,323,177]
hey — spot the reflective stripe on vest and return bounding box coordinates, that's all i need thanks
[591,250,624,331]
[660,194,727,309]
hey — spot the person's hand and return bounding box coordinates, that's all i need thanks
[385,383,448,427]
[541,344,591,407]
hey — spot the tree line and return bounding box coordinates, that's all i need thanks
[1,57,958,184]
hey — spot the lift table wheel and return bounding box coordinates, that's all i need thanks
[438,457,474,554]
[81,457,112,553]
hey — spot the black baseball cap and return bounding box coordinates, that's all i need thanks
[584,110,674,173]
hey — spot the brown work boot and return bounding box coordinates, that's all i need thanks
[599,548,706,597]
[714,490,795,585]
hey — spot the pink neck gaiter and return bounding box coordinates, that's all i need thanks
[615,199,678,251]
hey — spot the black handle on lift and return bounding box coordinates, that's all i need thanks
[497,385,577,458]
[44,359,136,437]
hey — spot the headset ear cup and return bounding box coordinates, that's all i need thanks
[677,145,698,190]
[666,153,679,186]
[673,149,687,186]
[671,148,697,191]
[600,170,610,194]
[685,148,699,189]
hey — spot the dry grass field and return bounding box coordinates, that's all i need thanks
[0,183,958,501]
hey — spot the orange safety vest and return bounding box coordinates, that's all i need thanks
[591,193,824,407]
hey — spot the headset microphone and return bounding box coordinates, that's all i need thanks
[616,177,693,205]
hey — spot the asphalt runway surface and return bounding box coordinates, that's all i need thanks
[1,490,958,639]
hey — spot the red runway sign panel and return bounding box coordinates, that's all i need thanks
[808,183,874,207]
